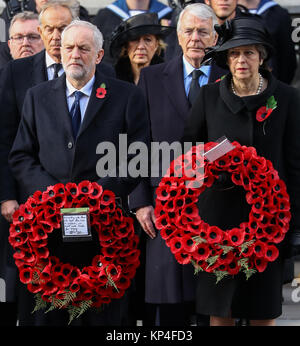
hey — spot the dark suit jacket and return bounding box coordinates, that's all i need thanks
[8,70,149,206]
[0,49,115,203]
[129,55,227,210]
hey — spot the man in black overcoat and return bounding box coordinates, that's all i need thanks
[8,19,149,326]
[129,3,227,326]
[0,1,113,325]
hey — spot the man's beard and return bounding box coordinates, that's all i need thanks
[64,62,92,81]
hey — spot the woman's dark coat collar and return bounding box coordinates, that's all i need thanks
[219,69,279,114]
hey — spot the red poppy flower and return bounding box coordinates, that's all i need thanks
[226,260,240,275]
[106,264,121,280]
[182,204,199,219]
[20,267,33,284]
[155,213,170,230]
[265,244,279,262]
[182,235,197,252]
[254,257,268,272]
[30,225,48,241]
[206,226,223,244]
[228,228,245,246]
[231,172,243,186]
[231,149,244,165]
[27,282,42,294]
[192,243,210,261]
[160,226,177,240]
[175,250,191,264]
[277,210,291,225]
[116,276,131,290]
[78,180,93,195]
[69,279,81,293]
[9,232,28,247]
[100,190,115,205]
[256,106,273,122]
[64,182,79,198]
[41,280,58,295]
[240,244,254,257]
[253,240,267,258]
[217,250,234,264]
[169,237,184,253]
[96,87,106,99]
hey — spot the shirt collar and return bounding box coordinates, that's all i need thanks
[66,75,95,98]
[45,51,59,69]
[182,55,210,80]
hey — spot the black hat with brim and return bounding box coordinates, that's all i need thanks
[109,12,175,58]
[203,15,274,69]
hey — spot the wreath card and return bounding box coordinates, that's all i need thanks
[61,207,92,242]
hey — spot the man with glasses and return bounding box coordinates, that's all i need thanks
[0,0,75,326]
[8,11,44,60]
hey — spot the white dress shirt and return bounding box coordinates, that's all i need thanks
[45,52,64,80]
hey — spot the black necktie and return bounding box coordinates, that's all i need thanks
[53,63,62,79]
[188,69,203,105]
[70,91,83,138]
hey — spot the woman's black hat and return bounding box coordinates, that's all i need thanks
[203,15,274,68]
[109,12,174,58]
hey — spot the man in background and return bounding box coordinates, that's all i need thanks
[7,11,44,60]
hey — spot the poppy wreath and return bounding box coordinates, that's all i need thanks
[9,181,140,323]
[154,141,291,283]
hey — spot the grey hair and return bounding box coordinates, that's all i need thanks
[39,0,79,24]
[256,44,268,61]
[9,11,39,37]
[177,3,218,34]
[61,20,104,51]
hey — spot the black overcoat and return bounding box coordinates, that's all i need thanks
[181,70,300,319]
[129,55,227,304]
[8,71,149,325]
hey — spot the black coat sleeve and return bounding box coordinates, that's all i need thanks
[128,70,153,211]
[0,62,20,201]
[284,87,300,233]
[97,84,151,200]
[8,89,59,199]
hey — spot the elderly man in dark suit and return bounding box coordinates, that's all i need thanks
[0,1,114,326]
[129,3,227,326]
[9,19,149,326]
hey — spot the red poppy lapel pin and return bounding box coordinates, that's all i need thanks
[256,96,277,122]
[215,75,226,83]
[96,83,107,99]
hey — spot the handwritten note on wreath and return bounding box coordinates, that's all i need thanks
[63,214,89,236]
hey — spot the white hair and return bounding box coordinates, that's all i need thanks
[61,20,104,51]
[177,3,218,34]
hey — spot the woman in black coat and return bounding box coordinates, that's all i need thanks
[182,15,300,326]
[109,12,173,84]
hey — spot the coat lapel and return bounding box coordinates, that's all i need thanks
[78,71,109,137]
[50,74,73,133]
[32,50,48,85]
[162,56,190,121]
[208,61,228,83]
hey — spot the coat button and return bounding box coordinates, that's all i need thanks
[67,142,73,149]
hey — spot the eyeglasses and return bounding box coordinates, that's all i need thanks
[10,34,41,43]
